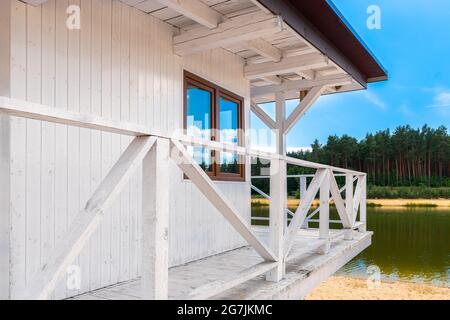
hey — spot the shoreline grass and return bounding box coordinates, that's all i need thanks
[251,197,450,208]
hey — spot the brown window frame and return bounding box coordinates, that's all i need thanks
[183,71,245,182]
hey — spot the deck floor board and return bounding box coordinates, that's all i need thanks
[71,229,372,300]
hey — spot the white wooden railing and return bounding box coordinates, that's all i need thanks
[251,173,367,231]
[0,97,367,300]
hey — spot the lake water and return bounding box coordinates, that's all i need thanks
[252,206,450,287]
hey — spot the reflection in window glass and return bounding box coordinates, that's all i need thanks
[186,86,213,172]
[219,97,240,174]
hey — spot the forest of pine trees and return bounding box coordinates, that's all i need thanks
[252,125,450,198]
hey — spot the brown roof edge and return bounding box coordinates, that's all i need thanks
[258,0,388,88]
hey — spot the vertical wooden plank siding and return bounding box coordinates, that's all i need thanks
[54,0,69,299]
[7,0,251,299]
[0,115,10,299]
[0,0,11,300]
[9,0,27,298]
[41,0,56,299]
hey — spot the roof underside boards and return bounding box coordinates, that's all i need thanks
[23,0,386,103]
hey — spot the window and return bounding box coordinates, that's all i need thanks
[184,71,245,181]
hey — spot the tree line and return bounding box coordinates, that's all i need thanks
[252,125,449,195]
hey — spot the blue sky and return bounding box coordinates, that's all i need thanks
[251,0,450,151]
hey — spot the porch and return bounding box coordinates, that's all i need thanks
[0,0,386,301]
[72,228,371,300]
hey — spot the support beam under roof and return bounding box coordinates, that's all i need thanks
[251,75,352,98]
[156,0,222,29]
[245,53,328,80]
[245,39,282,62]
[174,13,283,56]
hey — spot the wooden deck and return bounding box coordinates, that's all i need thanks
[72,228,372,300]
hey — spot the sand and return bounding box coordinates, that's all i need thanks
[252,198,450,208]
[306,276,450,300]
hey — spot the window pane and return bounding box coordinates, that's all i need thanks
[186,85,213,172]
[219,97,240,174]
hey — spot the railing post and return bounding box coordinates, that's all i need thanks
[300,176,308,229]
[266,157,286,282]
[359,174,367,232]
[344,173,354,240]
[142,138,170,300]
[319,170,330,240]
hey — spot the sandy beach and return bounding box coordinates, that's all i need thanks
[307,276,450,300]
[252,198,450,208]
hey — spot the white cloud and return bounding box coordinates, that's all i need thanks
[427,90,450,108]
[364,91,387,110]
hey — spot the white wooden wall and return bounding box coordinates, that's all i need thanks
[6,0,251,299]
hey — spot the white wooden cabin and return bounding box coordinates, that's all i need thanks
[0,0,387,300]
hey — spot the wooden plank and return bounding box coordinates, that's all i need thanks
[170,139,277,262]
[20,136,157,300]
[284,86,325,134]
[75,0,88,296]
[0,97,155,136]
[142,138,170,300]
[251,75,352,98]
[120,3,132,282]
[157,0,222,29]
[260,75,282,85]
[68,0,83,296]
[284,169,327,257]
[0,116,10,299]
[359,175,367,232]
[0,0,11,300]
[245,38,282,62]
[187,262,278,300]
[101,0,113,288]
[345,173,354,226]
[110,0,122,285]
[250,102,276,130]
[40,0,56,296]
[21,0,48,5]
[329,171,352,229]
[319,170,330,241]
[266,157,286,282]
[353,176,364,226]
[244,53,328,80]
[275,91,285,154]
[174,16,282,56]
[25,2,43,290]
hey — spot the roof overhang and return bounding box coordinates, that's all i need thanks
[257,0,388,87]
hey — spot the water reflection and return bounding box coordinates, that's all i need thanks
[339,208,450,287]
[252,205,450,286]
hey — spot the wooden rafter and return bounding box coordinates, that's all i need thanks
[20,136,158,300]
[244,53,328,80]
[174,13,283,56]
[245,39,282,62]
[251,75,352,98]
[156,0,222,29]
